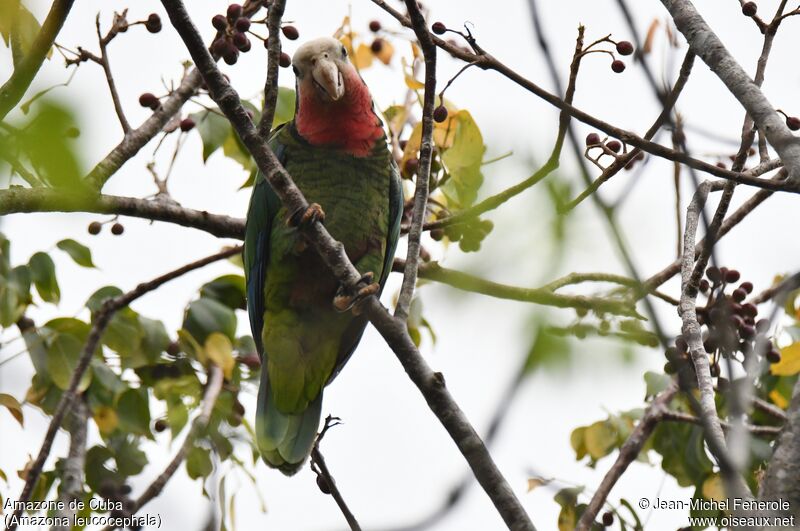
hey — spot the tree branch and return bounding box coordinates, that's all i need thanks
[311,416,361,531]
[52,396,88,531]
[257,0,286,138]
[7,246,240,530]
[395,0,436,319]
[159,2,535,527]
[576,384,679,531]
[0,0,75,121]
[0,188,245,239]
[659,0,800,183]
[679,181,752,501]
[96,13,132,134]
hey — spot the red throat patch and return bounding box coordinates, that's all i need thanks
[295,67,384,157]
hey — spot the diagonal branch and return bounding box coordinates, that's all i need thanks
[159,2,535,528]
[0,0,75,121]
[659,0,800,183]
[395,0,436,319]
[257,0,286,138]
[7,246,241,531]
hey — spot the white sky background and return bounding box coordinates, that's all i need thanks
[1,0,800,530]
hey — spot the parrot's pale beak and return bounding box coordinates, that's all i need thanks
[311,58,344,101]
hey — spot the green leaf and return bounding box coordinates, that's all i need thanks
[0,3,46,63]
[205,333,235,379]
[104,309,144,362]
[138,316,170,364]
[0,393,24,427]
[29,252,60,303]
[56,239,96,268]
[43,317,90,343]
[441,110,486,208]
[201,275,246,310]
[184,297,237,344]
[85,445,119,492]
[116,388,151,437]
[191,109,231,162]
[112,438,148,477]
[584,420,617,460]
[0,279,24,326]
[166,397,189,439]
[186,445,213,479]
[86,285,123,313]
[46,332,91,391]
[272,87,296,127]
[644,371,672,398]
[524,322,571,373]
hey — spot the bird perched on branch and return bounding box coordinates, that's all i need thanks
[244,37,403,474]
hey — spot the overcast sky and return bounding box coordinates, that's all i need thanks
[2,0,799,530]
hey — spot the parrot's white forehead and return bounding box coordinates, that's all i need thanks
[292,37,346,67]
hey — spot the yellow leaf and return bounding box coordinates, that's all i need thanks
[769,390,789,410]
[584,420,617,460]
[353,43,374,70]
[570,426,587,460]
[205,332,235,379]
[178,328,206,364]
[526,477,551,492]
[400,122,422,172]
[433,111,457,149]
[771,342,800,376]
[374,39,394,65]
[93,406,119,435]
[702,474,725,502]
[557,504,577,531]
[404,72,425,90]
[0,393,23,427]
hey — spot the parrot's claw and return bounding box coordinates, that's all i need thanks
[333,272,379,313]
[288,203,326,227]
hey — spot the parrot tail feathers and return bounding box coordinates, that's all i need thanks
[255,366,322,476]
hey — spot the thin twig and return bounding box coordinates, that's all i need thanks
[310,416,361,531]
[395,0,436,320]
[661,410,782,436]
[160,2,535,528]
[96,13,132,134]
[7,247,241,530]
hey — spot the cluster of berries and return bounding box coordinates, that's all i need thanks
[664,266,779,378]
[210,4,254,65]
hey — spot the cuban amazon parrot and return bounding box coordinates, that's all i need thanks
[244,37,403,474]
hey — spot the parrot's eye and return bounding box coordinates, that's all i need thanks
[341,45,347,58]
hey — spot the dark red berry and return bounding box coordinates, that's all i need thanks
[212,14,228,31]
[433,105,448,123]
[235,18,250,32]
[227,3,243,21]
[664,361,676,374]
[724,269,741,283]
[233,31,249,50]
[786,116,800,131]
[586,133,601,146]
[281,25,299,40]
[699,279,710,293]
[740,281,754,293]
[316,475,331,495]
[767,348,781,363]
[370,38,384,53]
[179,118,195,132]
[404,157,419,176]
[145,14,162,33]
[732,288,747,302]
[369,20,382,32]
[119,484,132,495]
[166,341,181,356]
[154,419,168,433]
[111,222,125,235]
[279,52,291,68]
[223,46,239,65]
[430,228,445,241]
[606,140,622,153]
[741,303,758,318]
[740,324,756,339]
[138,92,159,109]
[706,266,721,282]
[615,41,634,56]
[88,221,102,235]
[602,511,614,526]
[432,21,446,35]
[742,2,757,16]
[710,363,721,378]
[611,60,626,73]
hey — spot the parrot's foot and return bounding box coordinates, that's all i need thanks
[288,203,325,227]
[333,272,379,313]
